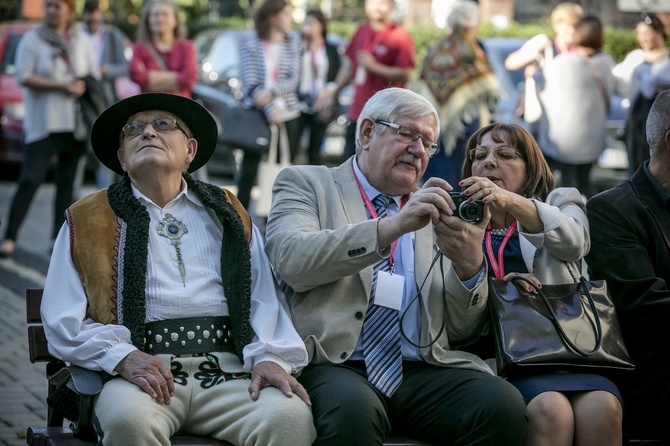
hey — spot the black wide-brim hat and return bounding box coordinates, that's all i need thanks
[91,93,217,175]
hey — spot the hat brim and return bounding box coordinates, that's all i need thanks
[91,93,218,175]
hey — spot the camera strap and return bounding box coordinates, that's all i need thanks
[485,220,518,279]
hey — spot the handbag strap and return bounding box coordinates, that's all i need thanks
[511,276,603,356]
[266,123,291,165]
[145,42,169,71]
[581,54,610,115]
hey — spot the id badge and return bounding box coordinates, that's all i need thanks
[354,64,367,85]
[374,270,404,311]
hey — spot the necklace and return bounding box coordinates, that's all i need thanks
[490,226,513,236]
[157,213,188,286]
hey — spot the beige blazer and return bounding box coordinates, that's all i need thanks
[265,160,494,375]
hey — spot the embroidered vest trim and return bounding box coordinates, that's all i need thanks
[67,174,253,361]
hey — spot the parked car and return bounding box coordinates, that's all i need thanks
[0,22,35,168]
[482,37,628,192]
[191,28,352,178]
[0,21,139,176]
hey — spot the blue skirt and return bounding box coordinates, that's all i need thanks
[509,372,623,407]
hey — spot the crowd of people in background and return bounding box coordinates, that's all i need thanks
[1,0,670,444]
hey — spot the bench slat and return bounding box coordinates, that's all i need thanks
[26,288,44,323]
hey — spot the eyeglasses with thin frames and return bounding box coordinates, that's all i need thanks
[121,118,189,139]
[469,147,525,162]
[374,120,439,156]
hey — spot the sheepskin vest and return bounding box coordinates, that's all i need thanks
[65,174,253,361]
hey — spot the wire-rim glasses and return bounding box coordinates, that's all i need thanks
[374,120,438,156]
[122,118,190,139]
[469,147,525,162]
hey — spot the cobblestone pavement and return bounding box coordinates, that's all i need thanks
[0,181,59,446]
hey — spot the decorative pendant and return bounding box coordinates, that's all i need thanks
[157,213,188,286]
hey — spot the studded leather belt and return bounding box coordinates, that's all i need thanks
[144,316,235,355]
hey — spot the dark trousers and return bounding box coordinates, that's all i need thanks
[294,112,329,165]
[340,119,357,163]
[3,132,85,241]
[236,117,302,209]
[298,362,527,446]
[544,155,594,198]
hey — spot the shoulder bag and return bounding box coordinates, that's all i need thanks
[218,97,273,154]
[488,273,634,378]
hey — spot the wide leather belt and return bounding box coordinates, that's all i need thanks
[144,316,235,355]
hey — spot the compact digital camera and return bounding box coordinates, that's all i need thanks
[449,192,484,224]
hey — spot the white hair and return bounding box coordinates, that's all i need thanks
[446,0,479,31]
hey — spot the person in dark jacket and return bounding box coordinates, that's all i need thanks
[586,89,670,441]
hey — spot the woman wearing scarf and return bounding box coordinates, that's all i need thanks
[412,0,500,189]
[0,0,98,257]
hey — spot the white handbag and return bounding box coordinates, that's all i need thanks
[253,124,290,218]
[522,75,542,124]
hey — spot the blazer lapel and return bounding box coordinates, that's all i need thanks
[333,158,374,292]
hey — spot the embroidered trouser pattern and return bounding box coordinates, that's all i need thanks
[92,352,316,446]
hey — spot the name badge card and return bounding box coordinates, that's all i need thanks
[373,270,404,311]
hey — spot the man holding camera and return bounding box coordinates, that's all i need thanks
[265,88,527,445]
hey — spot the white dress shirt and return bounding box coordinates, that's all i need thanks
[41,181,308,376]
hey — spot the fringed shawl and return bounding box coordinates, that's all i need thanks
[413,30,501,155]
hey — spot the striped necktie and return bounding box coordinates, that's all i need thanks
[362,194,403,397]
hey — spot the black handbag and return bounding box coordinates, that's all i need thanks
[218,99,272,154]
[488,275,635,378]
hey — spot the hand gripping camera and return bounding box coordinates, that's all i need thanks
[448,192,484,224]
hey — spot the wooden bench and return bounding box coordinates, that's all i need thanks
[26,288,427,446]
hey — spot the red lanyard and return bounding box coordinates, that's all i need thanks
[485,221,518,279]
[263,42,280,82]
[351,159,406,270]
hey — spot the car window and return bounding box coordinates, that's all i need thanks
[1,34,23,75]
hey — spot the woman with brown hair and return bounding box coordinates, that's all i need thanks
[128,0,197,98]
[461,122,623,446]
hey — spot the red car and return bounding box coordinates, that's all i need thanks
[0,21,140,170]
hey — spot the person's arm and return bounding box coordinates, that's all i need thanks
[267,39,301,99]
[101,29,130,80]
[265,166,386,291]
[357,51,413,83]
[128,42,150,90]
[243,225,312,405]
[40,224,138,375]
[315,56,354,113]
[15,31,85,95]
[640,56,670,99]
[243,224,309,374]
[504,34,551,71]
[173,40,198,92]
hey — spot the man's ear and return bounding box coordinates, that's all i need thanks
[358,118,375,151]
[186,138,198,165]
[117,148,127,172]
